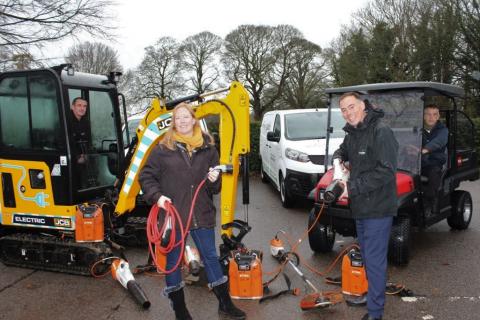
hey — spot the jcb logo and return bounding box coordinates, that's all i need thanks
[156,118,172,131]
[54,218,72,228]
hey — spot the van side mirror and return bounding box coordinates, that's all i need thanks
[267,131,280,142]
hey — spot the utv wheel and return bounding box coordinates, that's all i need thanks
[308,208,335,253]
[280,174,294,208]
[447,191,472,230]
[388,216,411,265]
[260,162,269,183]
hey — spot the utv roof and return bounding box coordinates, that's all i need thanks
[325,82,464,98]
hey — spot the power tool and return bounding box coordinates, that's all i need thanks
[111,258,151,309]
[341,247,368,305]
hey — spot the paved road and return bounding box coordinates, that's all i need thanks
[1,177,479,320]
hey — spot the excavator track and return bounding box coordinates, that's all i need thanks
[0,233,113,276]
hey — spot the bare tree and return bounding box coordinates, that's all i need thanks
[223,24,303,120]
[135,37,183,101]
[0,0,116,56]
[280,38,327,109]
[65,42,122,74]
[117,69,150,116]
[264,25,304,110]
[223,25,276,120]
[180,31,223,94]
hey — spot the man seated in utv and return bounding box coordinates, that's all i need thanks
[421,104,448,214]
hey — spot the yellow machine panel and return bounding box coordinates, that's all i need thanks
[0,159,76,230]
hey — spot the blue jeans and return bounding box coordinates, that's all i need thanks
[355,216,393,319]
[164,228,226,295]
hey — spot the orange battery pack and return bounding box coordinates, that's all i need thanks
[75,204,104,242]
[342,249,368,296]
[229,250,263,299]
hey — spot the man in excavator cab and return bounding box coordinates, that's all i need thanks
[69,97,92,188]
[0,65,251,284]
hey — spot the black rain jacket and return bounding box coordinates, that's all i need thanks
[421,121,448,169]
[139,135,221,230]
[333,107,399,219]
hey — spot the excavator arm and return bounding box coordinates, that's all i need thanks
[114,82,250,235]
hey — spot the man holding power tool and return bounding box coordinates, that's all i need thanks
[332,92,398,320]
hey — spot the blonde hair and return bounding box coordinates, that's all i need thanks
[160,102,214,150]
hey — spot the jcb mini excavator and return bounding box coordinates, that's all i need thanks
[0,64,250,275]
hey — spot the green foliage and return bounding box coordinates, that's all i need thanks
[249,121,262,173]
[336,28,370,86]
[473,118,480,163]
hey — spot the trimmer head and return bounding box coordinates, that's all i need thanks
[300,291,343,310]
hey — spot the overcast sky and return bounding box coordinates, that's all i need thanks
[54,0,369,70]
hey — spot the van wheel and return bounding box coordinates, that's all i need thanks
[260,162,269,183]
[308,208,335,253]
[280,173,294,208]
[447,191,472,230]
[388,216,411,265]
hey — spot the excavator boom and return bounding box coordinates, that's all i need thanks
[115,82,250,235]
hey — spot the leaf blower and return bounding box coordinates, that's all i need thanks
[111,258,151,309]
[323,158,350,204]
[269,236,343,310]
[184,244,201,276]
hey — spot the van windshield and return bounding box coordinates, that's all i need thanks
[284,110,345,140]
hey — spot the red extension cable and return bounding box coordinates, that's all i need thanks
[146,178,207,274]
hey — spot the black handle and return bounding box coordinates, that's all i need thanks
[241,155,249,205]
[165,94,202,109]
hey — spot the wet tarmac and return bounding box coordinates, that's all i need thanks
[1,177,479,320]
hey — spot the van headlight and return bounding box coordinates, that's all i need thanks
[285,148,310,163]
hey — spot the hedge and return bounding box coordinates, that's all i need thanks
[473,118,480,163]
[249,121,262,173]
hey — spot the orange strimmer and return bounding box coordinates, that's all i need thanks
[269,236,343,310]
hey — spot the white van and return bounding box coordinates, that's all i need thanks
[259,108,345,207]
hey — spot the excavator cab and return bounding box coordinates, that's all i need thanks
[0,66,125,208]
[0,66,126,274]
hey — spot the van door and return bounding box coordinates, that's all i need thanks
[260,113,272,178]
[269,114,282,187]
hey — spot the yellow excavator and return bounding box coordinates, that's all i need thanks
[0,64,250,275]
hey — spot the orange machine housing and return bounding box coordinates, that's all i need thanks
[229,249,263,299]
[341,248,368,296]
[75,204,104,242]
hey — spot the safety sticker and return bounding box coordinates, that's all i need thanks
[51,164,61,176]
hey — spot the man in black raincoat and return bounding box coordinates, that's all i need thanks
[333,92,398,320]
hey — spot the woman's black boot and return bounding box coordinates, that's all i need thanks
[168,288,192,320]
[212,282,246,319]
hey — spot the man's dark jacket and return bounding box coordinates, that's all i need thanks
[70,112,90,155]
[421,121,448,169]
[139,136,221,230]
[333,107,399,219]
